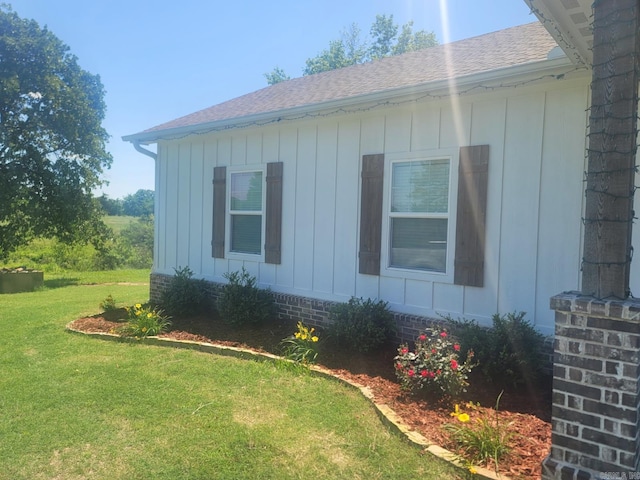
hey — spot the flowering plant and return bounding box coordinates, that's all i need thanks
[279,321,320,365]
[443,393,512,472]
[394,327,474,398]
[118,303,171,338]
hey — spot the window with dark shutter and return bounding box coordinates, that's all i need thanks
[265,161,283,264]
[454,145,489,287]
[212,166,226,258]
[359,154,384,275]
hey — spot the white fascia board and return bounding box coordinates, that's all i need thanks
[123,56,584,146]
[524,0,592,66]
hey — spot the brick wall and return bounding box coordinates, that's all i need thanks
[149,272,555,364]
[542,292,640,479]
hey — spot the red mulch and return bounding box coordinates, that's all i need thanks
[68,313,551,479]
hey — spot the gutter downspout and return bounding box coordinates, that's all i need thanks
[132,140,157,161]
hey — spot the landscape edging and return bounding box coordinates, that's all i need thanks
[65,324,509,480]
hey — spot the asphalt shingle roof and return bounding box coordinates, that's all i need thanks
[137,22,557,137]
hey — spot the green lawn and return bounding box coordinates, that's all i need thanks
[0,269,461,479]
[102,215,139,234]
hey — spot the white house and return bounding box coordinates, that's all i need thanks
[123,16,634,338]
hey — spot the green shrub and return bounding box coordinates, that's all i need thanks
[118,303,171,338]
[118,215,154,268]
[327,297,396,353]
[160,266,210,317]
[395,328,475,399]
[99,294,117,311]
[217,268,275,327]
[449,311,546,388]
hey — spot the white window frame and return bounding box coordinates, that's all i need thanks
[381,148,459,282]
[226,166,267,262]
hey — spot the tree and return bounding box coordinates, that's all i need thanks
[393,21,438,55]
[369,14,398,59]
[97,194,124,216]
[122,189,154,217]
[0,5,112,259]
[271,14,438,80]
[264,66,290,86]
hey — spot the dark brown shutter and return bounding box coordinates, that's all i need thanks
[359,154,384,275]
[212,166,226,258]
[454,145,489,287]
[265,161,283,264]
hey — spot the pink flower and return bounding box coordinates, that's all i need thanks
[408,369,415,377]
[395,363,403,370]
[418,334,426,341]
[431,348,437,354]
[401,347,408,354]
[420,370,428,377]
[436,369,442,375]
[451,359,459,370]
[440,332,447,338]
[454,344,460,351]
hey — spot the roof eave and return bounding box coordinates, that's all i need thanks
[123,55,583,145]
[524,0,593,66]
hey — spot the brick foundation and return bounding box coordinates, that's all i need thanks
[542,292,640,479]
[150,272,556,361]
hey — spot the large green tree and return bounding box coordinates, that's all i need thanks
[0,5,112,259]
[122,189,154,217]
[265,14,438,83]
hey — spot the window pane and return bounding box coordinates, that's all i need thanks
[231,214,262,254]
[390,218,447,272]
[391,160,449,213]
[231,172,262,211]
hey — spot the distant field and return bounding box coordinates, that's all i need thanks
[103,215,137,233]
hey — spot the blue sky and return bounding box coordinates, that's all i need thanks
[8,1,536,199]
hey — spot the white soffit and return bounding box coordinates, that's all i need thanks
[524,0,593,65]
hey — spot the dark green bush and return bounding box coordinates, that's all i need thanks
[217,268,275,327]
[449,311,547,389]
[327,297,396,353]
[160,266,210,317]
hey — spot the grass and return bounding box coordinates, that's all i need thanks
[102,215,138,234]
[0,269,462,479]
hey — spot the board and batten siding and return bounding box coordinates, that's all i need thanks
[154,78,593,336]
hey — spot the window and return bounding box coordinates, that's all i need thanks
[212,162,282,263]
[358,146,488,286]
[389,158,450,273]
[229,170,263,255]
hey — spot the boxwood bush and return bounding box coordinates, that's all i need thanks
[217,268,275,327]
[327,297,396,353]
[448,311,547,389]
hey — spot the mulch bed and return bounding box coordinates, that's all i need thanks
[69,313,551,479]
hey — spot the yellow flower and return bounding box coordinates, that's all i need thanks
[457,413,470,423]
[450,404,460,417]
[311,336,319,342]
[294,332,301,339]
[141,327,147,332]
[468,466,477,474]
[135,303,142,309]
[147,313,153,318]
